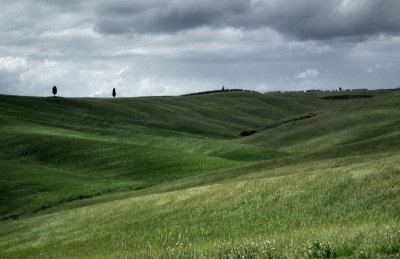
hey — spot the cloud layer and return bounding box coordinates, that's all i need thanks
[1,0,399,97]
[94,0,400,40]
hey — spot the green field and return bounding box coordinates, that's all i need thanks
[0,89,399,258]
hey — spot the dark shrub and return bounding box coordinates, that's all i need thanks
[240,130,257,137]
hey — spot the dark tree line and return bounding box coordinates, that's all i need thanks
[182,88,256,96]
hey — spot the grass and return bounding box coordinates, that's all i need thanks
[0,89,399,258]
[0,93,286,218]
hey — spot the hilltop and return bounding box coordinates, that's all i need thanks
[0,89,399,258]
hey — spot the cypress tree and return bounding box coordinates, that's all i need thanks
[52,86,57,97]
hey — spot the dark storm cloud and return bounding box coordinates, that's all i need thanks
[94,0,400,40]
[94,0,249,34]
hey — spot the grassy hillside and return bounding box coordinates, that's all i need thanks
[241,90,400,155]
[0,89,399,258]
[1,92,292,218]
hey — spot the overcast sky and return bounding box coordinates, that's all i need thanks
[1,0,399,97]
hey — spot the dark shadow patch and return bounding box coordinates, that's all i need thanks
[240,130,257,136]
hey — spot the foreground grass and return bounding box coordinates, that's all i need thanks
[1,153,399,258]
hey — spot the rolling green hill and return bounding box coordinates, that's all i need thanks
[0,89,399,258]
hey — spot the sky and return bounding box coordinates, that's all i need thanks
[1,0,399,97]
